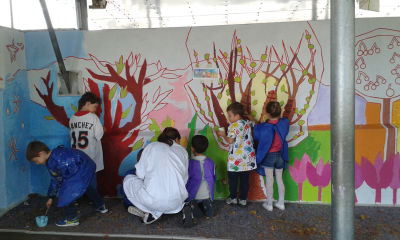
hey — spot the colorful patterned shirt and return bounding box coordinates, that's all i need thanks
[227,119,256,172]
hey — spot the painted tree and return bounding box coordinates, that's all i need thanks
[35,53,174,196]
[184,22,325,199]
[355,28,400,159]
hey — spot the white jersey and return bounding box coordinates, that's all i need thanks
[69,111,104,172]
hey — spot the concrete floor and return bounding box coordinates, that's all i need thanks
[0,195,399,240]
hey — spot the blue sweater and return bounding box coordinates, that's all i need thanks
[253,118,290,175]
[46,146,95,207]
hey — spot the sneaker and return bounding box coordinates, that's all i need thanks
[128,206,145,218]
[201,199,214,217]
[96,204,108,214]
[262,202,273,212]
[226,198,237,205]
[182,203,194,228]
[274,202,285,210]
[238,199,247,207]
[143,212,158,225]
[56,218,79,227]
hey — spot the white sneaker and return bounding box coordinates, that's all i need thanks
[128,206,145,218]
[238,200,247,207]
[274,202,285,210]
[262,202,273,211]
[226,198,237,205]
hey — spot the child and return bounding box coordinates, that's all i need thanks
[217,102,256,207]
[69,92,104,173]
[26,141,108,227]
[184,135,216,226]
[121,148,144,209]
[253,101,289,211]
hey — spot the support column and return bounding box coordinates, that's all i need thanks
[331,0,355,239]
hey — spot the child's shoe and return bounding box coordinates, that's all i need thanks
[190,200,203,218]
[96,204,108,213]
[262,202,273,212]
[182,203,194,228]
[225,198,237,205]
[238,199,247,207]
[56,217,79,227]
[128,206,145,218]
[274,202,285,210]
[201,199,214,217]
[143,212,158,225]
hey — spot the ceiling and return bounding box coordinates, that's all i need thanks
[2,0,400,30]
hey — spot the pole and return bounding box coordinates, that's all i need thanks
[331,0,355,239]
[76,0,88,30]
[39,0,70,93]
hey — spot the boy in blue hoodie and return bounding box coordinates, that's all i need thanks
[26,141,108,227]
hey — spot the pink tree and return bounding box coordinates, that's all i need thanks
[306,158,331,202]
[361,154,394,203]
[289,153,311,201]
[355,160,364,203]
[389,153,400,205]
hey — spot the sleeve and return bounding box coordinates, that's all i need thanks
[227,123,238,139]
[253,124,260,141]
[93,115,104,141]
[135,146,150,179]
[47,168,63,199]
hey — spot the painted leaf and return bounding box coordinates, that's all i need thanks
[132,138,144,151]
[281,85,286,92]
[44,116,54,120]
[116,56,124,74]
[162,116,174,128]
[121,105,132,119]
[71,104,78,113]
[109,84,117,100]
[120,86,128,98]
[149,119,161,142]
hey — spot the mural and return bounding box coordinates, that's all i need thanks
[1,18,400,211]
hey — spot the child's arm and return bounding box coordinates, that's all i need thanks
[47,169,63,206]
[216,130,234,144]
[94,116,104,141]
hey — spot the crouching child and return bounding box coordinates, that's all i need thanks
[26,141,108,227]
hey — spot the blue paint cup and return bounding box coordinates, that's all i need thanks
[35,215,48,227]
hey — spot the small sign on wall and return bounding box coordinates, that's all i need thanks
[193,68,219,83]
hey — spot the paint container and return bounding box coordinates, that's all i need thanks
[218,127,225,132]
[35,216,48,227]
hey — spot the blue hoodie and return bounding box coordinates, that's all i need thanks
[253,118,290,175]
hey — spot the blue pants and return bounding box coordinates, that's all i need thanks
[64,174,104,220]
[228,171,250,200]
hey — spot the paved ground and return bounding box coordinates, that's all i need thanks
[0,195,399,240]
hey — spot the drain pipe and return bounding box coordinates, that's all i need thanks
[39,0,70,93]
[331,0,355,239]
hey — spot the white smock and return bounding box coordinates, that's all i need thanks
[123,141,189,219]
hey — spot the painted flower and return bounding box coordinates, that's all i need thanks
[361,154,393,203]
[306,158,331,202]
[289,153,311,201]
[355,160,364,203]
[389,153,400,205]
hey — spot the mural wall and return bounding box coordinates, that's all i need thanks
[0,27,30,215]
[2,17,400,210]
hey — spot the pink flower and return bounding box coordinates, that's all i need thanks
[361,154,393,203]
[306,158,331,202]
[289,153,310,201]
[389,153,400,205]
[355,160,364,203]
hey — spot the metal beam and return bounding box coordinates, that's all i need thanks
[76,0,88,30]
[39,0,70,93]
[330,0,355,239]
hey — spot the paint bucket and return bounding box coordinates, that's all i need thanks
[35,215,48,227]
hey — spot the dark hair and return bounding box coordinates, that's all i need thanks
[78,92,101,110]
[26,141,50,161]
[157,127,181,146]
[136,148,144,162]
[226,102,245,118]
[266,101,282,118]
[191,135,209,154]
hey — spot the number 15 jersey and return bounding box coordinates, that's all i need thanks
[69,111,104,172]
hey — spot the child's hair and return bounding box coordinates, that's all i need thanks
[26,141,50,161]
[137,148,144,162]
[157,127,181,146]
[266,101,282,118]
[226,102,245,118]
[191,135,209,154]
[78,92,101,110]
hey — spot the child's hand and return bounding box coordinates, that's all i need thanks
[46,198,53,209]
[216,129,226,137]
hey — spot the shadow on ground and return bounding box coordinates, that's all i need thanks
[0,195,399,240]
